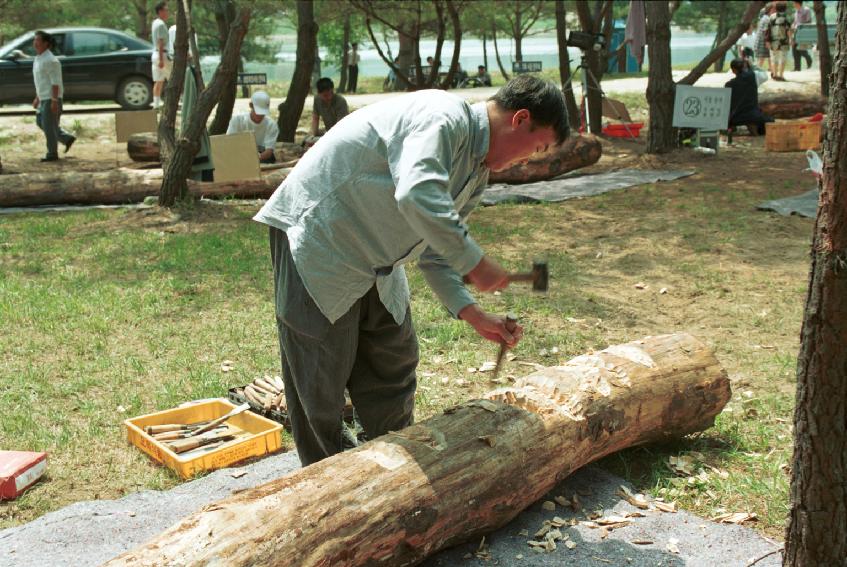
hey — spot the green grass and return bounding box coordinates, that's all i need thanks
[0,145,813,539]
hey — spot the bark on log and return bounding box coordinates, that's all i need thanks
[759,93,828,120]
[0,168,289,207]
[105,332,730,567]
[127,133,160,162]
[489,134,602,185]
[126,135,306,164]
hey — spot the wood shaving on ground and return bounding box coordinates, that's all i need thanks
[653,500,677,513]
[541,500,556,511]
[617,485,649,509]
[631,539,653,545]
[666,538,680,554]
[711,511,758,524]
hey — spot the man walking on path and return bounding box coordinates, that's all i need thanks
[254,76,568,466]
[32,30,75,162]
[791,1,813,71]
[347,42,360,93]
[151,2,171,109]
[766,1,792,81]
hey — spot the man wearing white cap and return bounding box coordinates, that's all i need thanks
[226,91,279,163]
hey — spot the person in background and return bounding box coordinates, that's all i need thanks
[755,3,774,76]
[791,1,813,71]
[766,1,792,81]
[226,91,279,164]
[32,30,75,162]
[737,22,757,61]
[477,65,492,86]
[725,58,773,135]
[347,42,360,93]
[311,77,349,136]
[150,1,171,108]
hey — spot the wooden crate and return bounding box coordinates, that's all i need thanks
[765,120,822,152]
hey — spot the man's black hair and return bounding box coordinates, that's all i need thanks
[478,65,486,70]
[490,74,570,144]
[730,58,745,73]
[34,30,54,49]
[155,2,167,14]
[316,77,334,93]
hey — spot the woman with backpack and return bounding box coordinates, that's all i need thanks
[766,1,793,81]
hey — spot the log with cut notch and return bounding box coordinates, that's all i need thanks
[104,332,729,567]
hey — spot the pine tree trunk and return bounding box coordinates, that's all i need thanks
[104,333,730,567]
[160,5,251,206]
[439,1,462,90]
[277,0,318,142]
[339,14,350,92]
[157,0,191,206]
[555,0,581,130]
[783,4,847,564]
[514,7,523,62]
[814,1,832,97]
[482,31,488,70]
[492,25,510,81]
[645,0,675,154]
[209,0,239,136]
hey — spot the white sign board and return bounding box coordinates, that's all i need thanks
[672,85,732,130]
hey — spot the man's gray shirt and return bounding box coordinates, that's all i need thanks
[312,93,349,131]
[254,90,490,325]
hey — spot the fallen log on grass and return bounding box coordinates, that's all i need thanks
[489,134,602,185]
[105,332,730,567]
[0,168,290,207]
[759,93,827,120]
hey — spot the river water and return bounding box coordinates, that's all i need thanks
[228,30,718,84]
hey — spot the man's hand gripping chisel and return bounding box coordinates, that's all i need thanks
[491,313,519,381]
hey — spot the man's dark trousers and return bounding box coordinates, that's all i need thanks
[348,64,359,93]
[36,99,73,159]
[269,226,417,466]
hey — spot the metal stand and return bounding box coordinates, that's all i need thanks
[563,53,637,139]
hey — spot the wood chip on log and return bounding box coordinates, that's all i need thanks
[105,333,729,567]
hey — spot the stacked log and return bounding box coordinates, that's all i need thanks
[105,333,730,567]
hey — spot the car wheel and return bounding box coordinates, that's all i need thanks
[117,76,153,109]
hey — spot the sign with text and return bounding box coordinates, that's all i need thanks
[512,61,542,74]
[236,73,267,86]
[672,85,731,130]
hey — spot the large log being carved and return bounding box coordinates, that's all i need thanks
[105,333,730,567]
[489,133,602,185]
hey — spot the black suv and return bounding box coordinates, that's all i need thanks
[0,27,155,109]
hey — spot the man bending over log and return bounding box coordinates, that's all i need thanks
[254,76,569,466]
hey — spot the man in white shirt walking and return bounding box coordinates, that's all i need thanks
[226,91,279,163]
[32,30,75,162]
[151,1,171,109]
